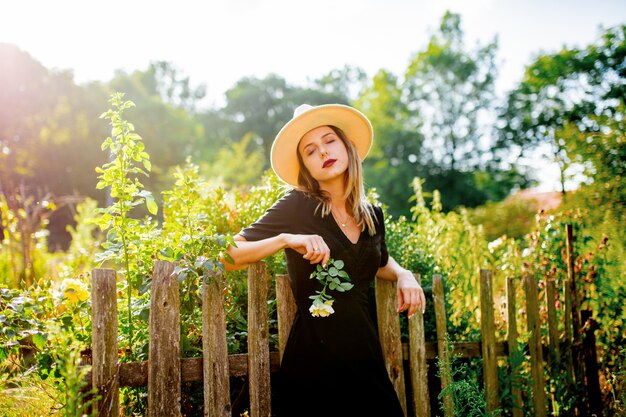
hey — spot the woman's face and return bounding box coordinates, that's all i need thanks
[298,126,349,185]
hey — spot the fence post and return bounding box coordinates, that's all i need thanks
[506,277,524,417]
[581,310,603,417]
[433,274,454,417]
[545,277,560,367]
[148,261,181,417]
[202,271,231,417]
[566,223,588,416]
[248,262,271,417]
[91,268,119,417]
[480,269,499,412]
[408,273,430,417]
[524,272,546,417]
[375,277,407,415]
[275,274,296,363]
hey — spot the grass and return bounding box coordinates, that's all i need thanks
[0,369,61,417]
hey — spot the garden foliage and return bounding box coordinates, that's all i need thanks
[0,93,624,416]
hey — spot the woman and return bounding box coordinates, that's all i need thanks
[224,104,426,416]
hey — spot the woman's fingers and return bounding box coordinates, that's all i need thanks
[397,280,426,318]
[300,235,330,265]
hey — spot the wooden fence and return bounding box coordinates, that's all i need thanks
[86,225,602,417]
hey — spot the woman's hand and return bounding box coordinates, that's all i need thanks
[281,233,330,267]
[396,270,426,318]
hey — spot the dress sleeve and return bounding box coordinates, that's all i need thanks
[239,190,299,242]
[375,206,389,267]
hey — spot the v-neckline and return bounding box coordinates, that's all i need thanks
[329,214,362,246]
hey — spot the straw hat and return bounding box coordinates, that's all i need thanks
[270,103,373,187]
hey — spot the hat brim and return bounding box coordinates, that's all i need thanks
[270,104,373,187]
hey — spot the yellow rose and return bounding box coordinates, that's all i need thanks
[309,300,335,317]
[61,278,89,304]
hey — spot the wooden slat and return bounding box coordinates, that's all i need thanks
[84,341,512,389]
[148,261,181,417]
[375,277,407,415]
[524,272,546,417]
[91,268,119,417]
[581,310,603,417]
[433,274,454,417]
[95,353,281,388]
[275,274,297,363]
[202,271,231,417]
[480,269,499,412]
[507,277,524,417]
[248,262,271,417]
[566,223,588,416]
[408,273,430,417]
[545,277,560,367]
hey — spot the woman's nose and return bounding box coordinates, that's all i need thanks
[319,147,328,158]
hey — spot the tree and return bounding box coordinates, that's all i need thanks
[404,11,498,173]
[356,12,522,213]
[220,74,348,160]
[498,24,626,200]
[356,69,426,217]
[397,12,527,211]
[314,65,368,103]
[108,63,206,191]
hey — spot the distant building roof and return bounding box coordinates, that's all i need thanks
[506,189,563,211]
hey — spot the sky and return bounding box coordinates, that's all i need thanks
[1,0,625,191]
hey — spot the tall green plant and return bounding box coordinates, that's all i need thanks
[91,92,157,352]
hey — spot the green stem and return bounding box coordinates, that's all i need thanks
[119,121,133,355]
[122,224,132,353]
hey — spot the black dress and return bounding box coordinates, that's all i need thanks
[241,189,405,417]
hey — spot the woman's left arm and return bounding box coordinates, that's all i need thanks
[377,256,426,318]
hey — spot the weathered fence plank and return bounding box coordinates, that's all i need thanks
[433,274,454,417]
[91,268,119,417]
[202,271,231,417]
[581,310,603,417]
[375,277,408,415]
[524,273,547,417]
[566,223,588,416]
[480,269,499,412]
[507,277,524,417]
[248,262,271,417]
[85,340,508,389]
[148,261,181,417]
[545,277,560,367]
[275,274,296,363]
[408,273,430,417]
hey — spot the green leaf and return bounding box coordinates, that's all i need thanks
[334,260,344,269]
[329,267,338,277]
[32,332,46,350]
[223,253,235,265]
[145,195,158,215]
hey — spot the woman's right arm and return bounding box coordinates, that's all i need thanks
[222,233,330,271]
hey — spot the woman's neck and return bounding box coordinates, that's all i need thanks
[319,178,347,212]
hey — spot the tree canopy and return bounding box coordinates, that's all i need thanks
[2,16,624,246]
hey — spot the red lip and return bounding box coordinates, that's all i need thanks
[323,159,336,168]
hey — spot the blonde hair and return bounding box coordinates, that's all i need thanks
[296,126,377,236]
